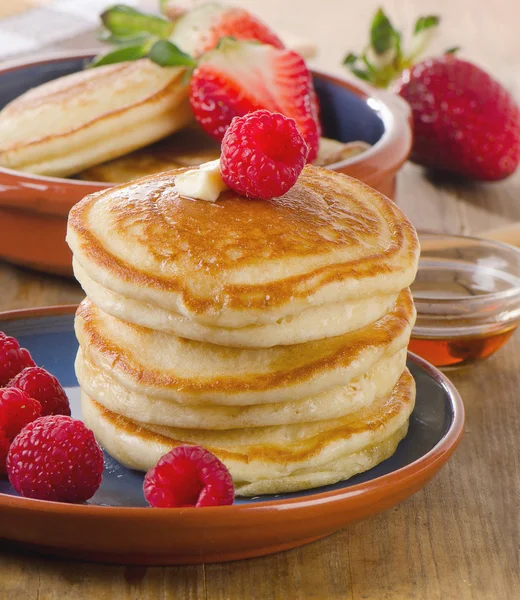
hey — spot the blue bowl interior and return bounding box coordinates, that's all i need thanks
[0,57,385,149]
[0,313,454,507]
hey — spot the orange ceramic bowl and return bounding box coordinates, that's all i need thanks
[0,52,412,276]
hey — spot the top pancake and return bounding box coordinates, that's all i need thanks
[67,165,419,329]
[0,59,193,177]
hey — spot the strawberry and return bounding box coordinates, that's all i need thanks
[395,57,520,180]
[344,10,520,181]
[168,3,284,58]
[189,39,321,162]
[95,3,283,65]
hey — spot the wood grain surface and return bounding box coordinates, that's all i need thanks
[1,1,519,599]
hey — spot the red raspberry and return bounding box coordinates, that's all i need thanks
[143,445,234,508]
[0,387,41,441]
[7,415,104,503]
[221,110,308,200]
[0,332,36,386]
[9,367,70,416]
[0,431,10,475]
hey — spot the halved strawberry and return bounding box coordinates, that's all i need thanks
[168,3,284,58]
[189,39,321,162]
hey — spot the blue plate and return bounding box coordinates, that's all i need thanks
[0,308,464,564]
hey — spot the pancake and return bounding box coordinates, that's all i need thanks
[0,60,193,177]
[82,368,415,496]
[75,128,369,184]
[74,258,399,347]
[75,346,407,429]
[74,289,415,406]
[76,125,222,183]
[67,165,419,330]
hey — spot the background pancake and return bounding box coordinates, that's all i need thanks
[75,347,407,429]
[76,127,370,184]
[67,165,420,328]
[81,369,415,495]
[75,290,415,405]
[0,60,193,177]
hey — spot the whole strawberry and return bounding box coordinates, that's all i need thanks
[344,10,520,181]
[395,57,520,180]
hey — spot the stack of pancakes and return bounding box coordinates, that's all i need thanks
[67,165,420,496]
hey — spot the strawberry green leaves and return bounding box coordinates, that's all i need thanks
[414,15,440,34]
[91,4,195,70]
[90,43,151,68]
[370,8,399,55]
[100,5,173,43]
[343,8,441,88]
[91,39,194,69]
[148,40,197,67]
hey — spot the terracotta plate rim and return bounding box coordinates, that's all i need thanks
[0,305,465,517]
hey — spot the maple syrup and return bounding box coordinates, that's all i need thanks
[409,325,518,368]
[411,233,520,368]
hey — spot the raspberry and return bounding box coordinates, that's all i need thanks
[0,332,36,386]
[220,110,308,200]
[0,432,10,475]
[0,387,41,441]
[143,445,234,508]
[9,367,70,416]
[7,416,104,503]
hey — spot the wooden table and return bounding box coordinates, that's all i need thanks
[1,1,519,598]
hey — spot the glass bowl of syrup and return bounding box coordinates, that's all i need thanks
[409,232,520,368]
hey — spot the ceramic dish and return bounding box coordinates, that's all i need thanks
[0,52,412,276]
[409,232,520,367]
[0,306,463,565]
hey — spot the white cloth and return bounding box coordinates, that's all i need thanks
[0,0,141,60]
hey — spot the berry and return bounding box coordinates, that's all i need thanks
[143,445,234,508]
[395,56,520,180]
[221,110,308,199]
[170,4,284,58]
[0,432,10,475]
[190,39,321,161]
[0,387,41,440]
[7,416,104,503]
[0,332,36,386]
[343,10,520,181]
[9,367,70,416]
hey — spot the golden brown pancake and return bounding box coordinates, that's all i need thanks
[74,289,415,406]
[0,59,193,177]
[76,125,221,183]
[75,344,408,429]
[81,368,415,496]
[67,165,419,331]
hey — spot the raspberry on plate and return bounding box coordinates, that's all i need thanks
[9,366,71,416]
[0,387,41,442]
[221,110,308,200]
[0,332,36,386]
[0,432,10,476]
[7,415,104,503]
[143,445,234,508]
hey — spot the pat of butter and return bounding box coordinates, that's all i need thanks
[175,160,229,202]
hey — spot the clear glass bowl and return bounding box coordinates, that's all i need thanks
[409,232,520,368]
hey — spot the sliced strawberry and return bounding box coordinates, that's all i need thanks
[189,39,321,162]
[169,4,284,58]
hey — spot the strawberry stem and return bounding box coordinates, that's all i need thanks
[343,8,442,88]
